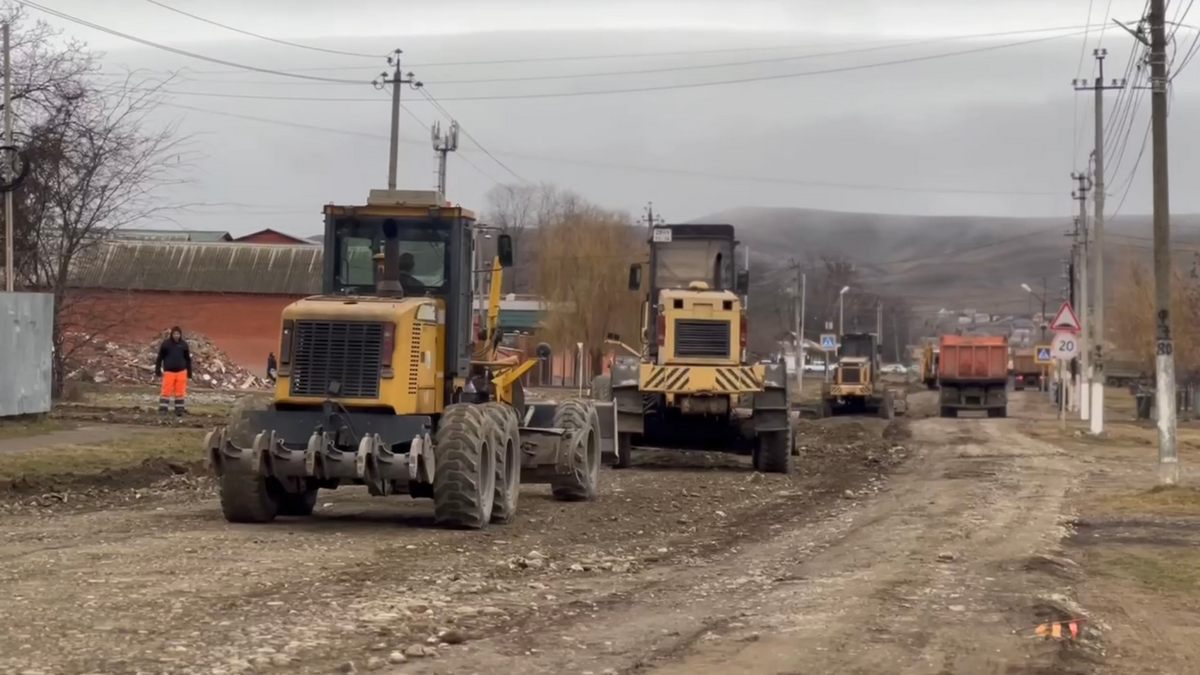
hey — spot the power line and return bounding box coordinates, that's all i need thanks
[418,88,526,183]
[168,23,1116,75]
[141,0,382,59]
[394,101,507,186]
[162,101,1060,197]
[16,0,369,84]
[146,27,1094,104]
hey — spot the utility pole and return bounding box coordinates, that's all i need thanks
[2,23,12,293]
[1075,49,1125,436]
[374,49,421,191]
[789,260,806,398]
[431,120,459,199]
[1149,0,1178,483]
[1071,171,1092,421]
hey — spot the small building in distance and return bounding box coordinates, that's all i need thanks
[234,229,318,245]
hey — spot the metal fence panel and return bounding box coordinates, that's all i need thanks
[0,292,54,416]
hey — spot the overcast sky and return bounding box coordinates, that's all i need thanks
[21,0,1200,236]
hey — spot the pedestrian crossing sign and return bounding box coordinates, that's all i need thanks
[820,334,837,351]
[1035,346,1053,364]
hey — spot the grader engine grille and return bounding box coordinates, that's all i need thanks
[290,320,383,399]
[841,366,862,384]
[674,319,731,358]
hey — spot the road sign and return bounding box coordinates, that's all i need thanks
[651,227,672,243]
[1050,301,1081,334]
[1035,345,1053,364]
[820,334,837,351]
[1052,331,1079,360]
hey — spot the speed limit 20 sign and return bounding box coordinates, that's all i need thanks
[1052,331,1079,360]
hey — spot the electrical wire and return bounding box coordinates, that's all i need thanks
[417,88,528,183]
[16,0,370,84]
[394,101,507,186]
[147,27,1093,104]
[163,100,1061,198]
[141,0,383,59]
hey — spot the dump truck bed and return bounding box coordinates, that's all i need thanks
[939,335,1008,383]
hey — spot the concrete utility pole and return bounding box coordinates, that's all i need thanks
[1071,172,1092,421]
[1148,0,1178,483]
[375,49,421,191]
[431,120,459,199]
[2,23,12,293]
[839,286,850,337]
[791,261,806,398]
[1075,49,1125,436]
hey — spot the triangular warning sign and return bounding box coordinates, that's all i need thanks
[1051,301,1081,333]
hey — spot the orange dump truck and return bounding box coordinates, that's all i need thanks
[938,334,1009,418]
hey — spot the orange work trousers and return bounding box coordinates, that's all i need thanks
[159,371,188,412]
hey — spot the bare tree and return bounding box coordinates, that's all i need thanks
[1111,259,1200,380]
[532,194,643,371]
[0,8,188,395]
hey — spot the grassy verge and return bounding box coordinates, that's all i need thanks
[0,429,206,482]
[0,416,69,441]
[1089,548,1200,594]
[1096,486,1200,517]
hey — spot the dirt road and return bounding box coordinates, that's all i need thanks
[0,392,1091,674]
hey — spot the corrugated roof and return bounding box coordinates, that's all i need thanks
[114,228,233,243]
[71,240,323,295]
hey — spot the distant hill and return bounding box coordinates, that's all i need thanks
[699,207,1200,314]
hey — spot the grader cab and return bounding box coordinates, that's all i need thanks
[205,189,612,528]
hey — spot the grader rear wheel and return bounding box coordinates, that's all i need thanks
[432,404,497,529]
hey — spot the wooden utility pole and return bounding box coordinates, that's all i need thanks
[2,23,12,293]
[1149,0,1178,483]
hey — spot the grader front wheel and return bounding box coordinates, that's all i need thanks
[432,404,497,529]
[480,402,521,524]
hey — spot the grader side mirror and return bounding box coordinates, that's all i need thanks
[736,269,750,295]
[497,234,514,268]
[628,264,642,291]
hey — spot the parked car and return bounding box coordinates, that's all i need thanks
[881,363,908,375]
[803,361,827,373]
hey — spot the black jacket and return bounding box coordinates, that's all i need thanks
[156,338,193,376]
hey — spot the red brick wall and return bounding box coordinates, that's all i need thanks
[67,290,301,375]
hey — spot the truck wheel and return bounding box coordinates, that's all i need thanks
[590,374,613,401]
[480,402,521,524]
[754,428,792,474]
[219,470,280,523]
[614,432,634,469]
[551,399,601,501]
[940,406,956,418]
[988,407,1008,419]
[277,485,318,517]
[433,404,496,529]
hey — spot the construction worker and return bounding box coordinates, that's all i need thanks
[155,326,192,418]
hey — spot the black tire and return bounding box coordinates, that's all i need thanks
[614,432,634,469]
[277,486,317,517]
[940,406,956,418]
[879,392,895,420]
[551,399,601,501]
[433,404,496,529]
[480,402,521,524]
[590,374,613,401]
[219,469,279,523]
[755,428,792,474]
[988,407,1008,419]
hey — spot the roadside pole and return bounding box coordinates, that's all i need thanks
[2,23,11,293]
[796,269,806,398]
[1072,172,1092,421]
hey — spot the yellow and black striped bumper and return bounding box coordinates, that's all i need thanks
[639,363,766,393]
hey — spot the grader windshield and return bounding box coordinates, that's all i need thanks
[651,225,736,292]
[329,217,450,295]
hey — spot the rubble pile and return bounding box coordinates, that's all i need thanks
[66,332,268,390]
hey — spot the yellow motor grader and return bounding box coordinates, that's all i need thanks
[591,224,792,473]
[205,189,612,528]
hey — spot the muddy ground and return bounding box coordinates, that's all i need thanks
[0,389,1186,674]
